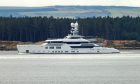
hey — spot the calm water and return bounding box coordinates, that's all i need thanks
[0,50,140,84]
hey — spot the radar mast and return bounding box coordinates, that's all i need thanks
[70,22,79,36]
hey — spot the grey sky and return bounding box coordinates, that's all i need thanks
[0,0,139,7]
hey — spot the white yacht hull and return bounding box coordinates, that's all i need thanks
[17,44,120,54]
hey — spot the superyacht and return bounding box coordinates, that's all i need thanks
[17,22,120,54]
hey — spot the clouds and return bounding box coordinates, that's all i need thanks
[0,0,140,7]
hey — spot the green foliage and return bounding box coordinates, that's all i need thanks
[0,16,140,42]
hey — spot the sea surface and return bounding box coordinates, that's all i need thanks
[0,50,140,84]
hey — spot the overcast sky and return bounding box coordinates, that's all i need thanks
[0,0,140,7]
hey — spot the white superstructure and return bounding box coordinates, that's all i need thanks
[17,22,120,54]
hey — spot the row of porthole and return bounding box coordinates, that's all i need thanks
[51,51,79,53]
[29,51,79,53]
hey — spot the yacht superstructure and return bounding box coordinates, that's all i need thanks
[17,22,120,54]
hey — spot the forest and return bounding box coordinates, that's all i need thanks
[0,16,140,42]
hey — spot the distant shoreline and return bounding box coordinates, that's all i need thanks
[0,40,140,51]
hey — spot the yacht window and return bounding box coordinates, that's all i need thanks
[56,46,61,49]
[49,47,54,49]
[54,41,62,43]
[65,51,68,53]
[48,41,63,43]
[48,41,51,43]
[45,47,48,49]
[71,51,75,53]
[70,46,94,48]
[70,37,81,39]
[65,42,88,44]
[26,50,29,53]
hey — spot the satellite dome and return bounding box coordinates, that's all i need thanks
[71,23,75,27]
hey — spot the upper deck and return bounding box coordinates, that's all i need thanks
[45,22,90,43]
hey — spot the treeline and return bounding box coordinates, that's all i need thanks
[0,16,140,42]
